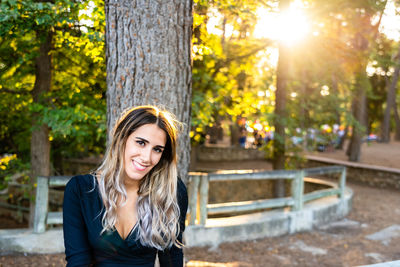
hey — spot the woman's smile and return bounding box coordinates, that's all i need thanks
[132,160,148,171]
[123,123,167,182]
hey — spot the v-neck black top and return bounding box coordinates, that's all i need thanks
[63,174,188,267]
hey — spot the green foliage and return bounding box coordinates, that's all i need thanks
[0,0,106,168]
[191,0,273,143]
[0,154,30,191]
[0,154,31,217]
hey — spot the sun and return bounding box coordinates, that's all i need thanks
[254,3,310,45]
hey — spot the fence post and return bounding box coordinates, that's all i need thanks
[199,174,209,225]
[339,167,346,202]
[188,175,200,225]
[292,170,304,211]
[33,176,49,233]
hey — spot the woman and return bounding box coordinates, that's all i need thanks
[63,105,188,267]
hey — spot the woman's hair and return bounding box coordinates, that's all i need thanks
[95,105,181,250]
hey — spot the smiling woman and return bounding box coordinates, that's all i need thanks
[62,105,188,267]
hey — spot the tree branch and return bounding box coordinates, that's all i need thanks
[211,40,272,79]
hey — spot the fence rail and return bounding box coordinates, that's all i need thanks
[187,166,346,226]
[32,165,346,233]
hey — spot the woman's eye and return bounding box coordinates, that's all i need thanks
[136,140,145,146]
[154,147,163,153]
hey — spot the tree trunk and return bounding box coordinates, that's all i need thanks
[29,31,52,227]
[105,0,193,182]
[230,122,240,147]
[347,3,387,161]
[273,0,290,197]
[394,101,400,140]
[348,72,368,162]
[381,45,400,142]
[337,126,348,150]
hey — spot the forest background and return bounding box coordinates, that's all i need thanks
[1,0,400,223]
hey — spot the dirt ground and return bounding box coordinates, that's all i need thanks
[1,141,399,266]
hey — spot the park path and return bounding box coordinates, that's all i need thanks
[185,141,400,266]
[184,180,400,267]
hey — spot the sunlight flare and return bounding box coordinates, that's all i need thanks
[254,3,310,45]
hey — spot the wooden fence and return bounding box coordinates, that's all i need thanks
[33,166,346,233]
[33,176,71,233]
[187,166,346,226]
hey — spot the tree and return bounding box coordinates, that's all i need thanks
[381,44,400,142]
[29,29,52,226]
[190,0,272,147]
[346,1,387,161]
[272,0,290,197]
[105,0,193,182]
[0,0,106,225]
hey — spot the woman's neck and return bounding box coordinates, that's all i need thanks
[123,176,140,194]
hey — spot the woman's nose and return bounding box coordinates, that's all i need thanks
[141,147,152,163]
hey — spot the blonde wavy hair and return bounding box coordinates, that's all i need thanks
[95,105,181,250]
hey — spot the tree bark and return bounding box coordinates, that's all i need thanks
[348,71,368,162]
[381,45,400,142]
[105,0,193,182]
[394,101,400,140]
[29,31,52,227]
[230,122,240,147]
[272,0,290,197]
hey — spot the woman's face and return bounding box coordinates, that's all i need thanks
[123,123,167,183]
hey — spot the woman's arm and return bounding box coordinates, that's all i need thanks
[63,176,93,267]
[158,178,188,267]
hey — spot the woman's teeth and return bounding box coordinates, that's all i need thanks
[133,160,146,171]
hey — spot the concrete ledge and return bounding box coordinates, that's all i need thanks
[0,228,64,254]
[184,187,353,247]
[0,187,352,253]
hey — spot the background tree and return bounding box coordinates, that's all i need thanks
[345,0,387,161]
[191,0,272,146]
[381,44,400,142]
[105,0,193,182]
[272,0,290,197]
[0,0,106,225]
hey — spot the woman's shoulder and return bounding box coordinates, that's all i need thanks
[177,177,187,195]
[176,177,188,207]
[65,174,97,193]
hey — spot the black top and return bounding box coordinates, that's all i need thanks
[63,174,188,267]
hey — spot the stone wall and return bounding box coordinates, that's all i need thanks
[304,155,400,190]
[62,157,101,175]
[208,179,328,206]
[195,146,266,161]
